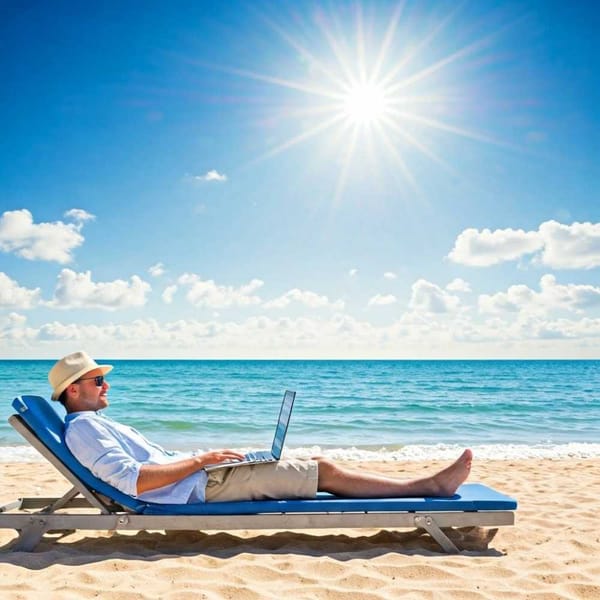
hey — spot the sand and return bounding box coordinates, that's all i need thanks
[0,458,598,599]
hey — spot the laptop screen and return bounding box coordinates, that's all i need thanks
[270,390,296,459]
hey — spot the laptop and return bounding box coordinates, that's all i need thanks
[203,390,296,472]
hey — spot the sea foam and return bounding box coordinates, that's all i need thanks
[2,442,599,463]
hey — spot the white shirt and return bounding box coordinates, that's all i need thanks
[64,411,207,504]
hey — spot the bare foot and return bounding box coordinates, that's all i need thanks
[431,449,473,496]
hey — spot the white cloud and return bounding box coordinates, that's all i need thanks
[476,314,600,342]
[11,314,381,356]
[446,278,472,293]
[178,274,263,308]
[3,310,600,358]
[47,269,151,310]
[148,262,165,277]
[409,279,461,313]
[479,285,533,315]
[162,285,178,304]
[479,274,600,316]
[1,312,27,328]
[64,208,95,225]
[0,272,41,309]
[448,220,600,269]
[0,209,86,263]
[264,289,345,310]
[190,170,227,182]
[383,272,397,280]
[447,226,543,267]
[367,294,397,306]
[537,274,600,312]
[0,312,37,344]
[349,268,358,277]
[537,220,600,269]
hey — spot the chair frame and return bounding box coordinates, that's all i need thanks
[1,413,515,553]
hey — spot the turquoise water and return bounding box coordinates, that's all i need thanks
[1,360,599,460]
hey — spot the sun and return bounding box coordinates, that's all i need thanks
[217,4,506,200]
[342,83,388,125]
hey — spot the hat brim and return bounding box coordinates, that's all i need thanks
[51,364,113,400]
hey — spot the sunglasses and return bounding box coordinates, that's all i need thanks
[76,375,105,387]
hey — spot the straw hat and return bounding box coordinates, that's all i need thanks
[48,351,113,400]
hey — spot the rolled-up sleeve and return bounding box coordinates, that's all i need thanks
[65,418,141,497]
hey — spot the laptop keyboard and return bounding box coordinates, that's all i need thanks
[245,451,271,462]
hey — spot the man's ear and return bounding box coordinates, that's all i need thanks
[66,383,79,399]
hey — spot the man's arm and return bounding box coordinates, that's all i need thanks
[136,449,244,494]
[66,416,244,497]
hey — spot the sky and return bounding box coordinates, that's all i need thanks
[0,0,599,359]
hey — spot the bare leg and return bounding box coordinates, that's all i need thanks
[315,449,472,498]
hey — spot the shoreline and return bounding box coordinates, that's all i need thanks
[2,442,600,463]
[1,457,599,599]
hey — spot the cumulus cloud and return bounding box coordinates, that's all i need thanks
[409,279,461,313]
[479,285,533,315]
[0,272,41,308]
[447,226,542,267]
[448,220,600,269]
[4,309,600,357]
[188,170,227,183]
[446,278,472,293]
[367,294,397,307]
[0,209,86,263]
[479,274,600,316]
[178,274,263,308]
[537,221,600,269]
[47,269,151,310]
[148,262,165,277]
[162,285,177,304]
[383,272,397,280]
[64,208,95,226]
[264,289,345,310]
[0,312,37,343]
[9,314,382,356]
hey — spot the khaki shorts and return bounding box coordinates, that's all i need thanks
[204,459,319,503]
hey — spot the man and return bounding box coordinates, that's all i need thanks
[49,351,473,504]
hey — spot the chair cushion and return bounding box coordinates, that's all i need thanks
[139,483,517,515]
[13,395,146,512]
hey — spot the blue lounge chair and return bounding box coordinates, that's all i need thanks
[0,396,517,552]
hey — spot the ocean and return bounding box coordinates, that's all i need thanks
[1,360,599,462]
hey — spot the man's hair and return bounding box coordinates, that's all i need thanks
[57,389,68,406]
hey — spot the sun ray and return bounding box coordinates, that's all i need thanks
[370,1,406,84]
[259,13,349,91]
[378,2,466,89]
[268,101,343,122]
[390,109,517,148]
[387,29,502,95]
[354,2,368,85]
[381,115,460,178]
[208,64,342,102]
[245,113,347,166]
[376,126,420,194]
[316,10,361,88]
[385,92,463,108]
[333,124,361,206]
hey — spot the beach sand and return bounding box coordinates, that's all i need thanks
[0,458,598,599]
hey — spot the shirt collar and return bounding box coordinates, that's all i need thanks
[65,410,105,423]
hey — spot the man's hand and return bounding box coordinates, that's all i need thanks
[137,449,246,494]
[200,449,246,465]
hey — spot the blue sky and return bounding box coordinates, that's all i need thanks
[1,0,599,358]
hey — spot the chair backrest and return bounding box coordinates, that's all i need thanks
[12,395,145,512]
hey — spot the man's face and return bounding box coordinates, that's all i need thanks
[66,367,110,412]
